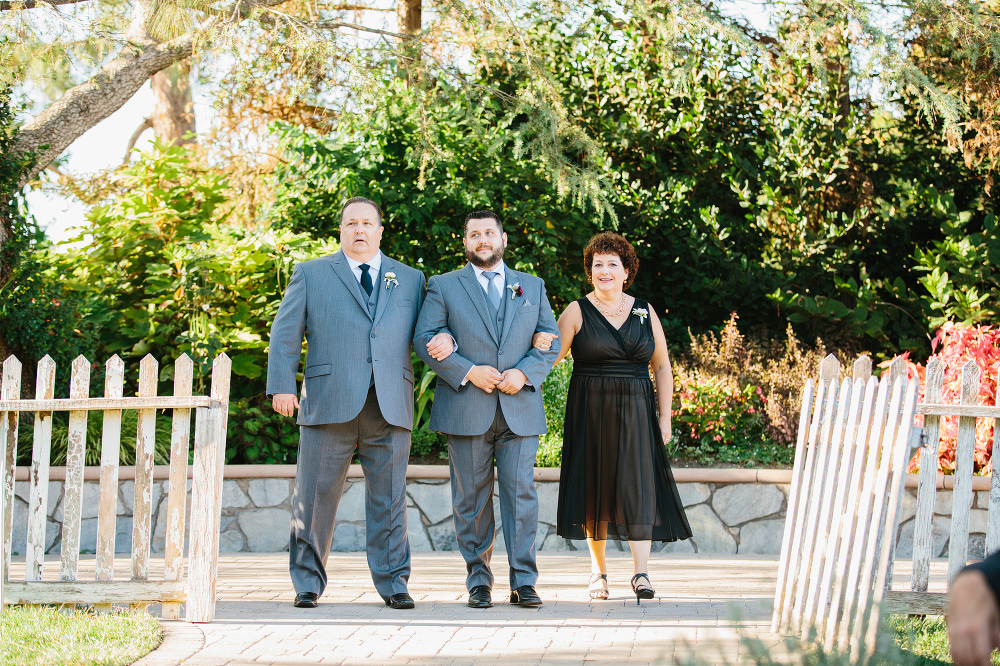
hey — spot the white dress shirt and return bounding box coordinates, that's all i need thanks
[345,252,382,288]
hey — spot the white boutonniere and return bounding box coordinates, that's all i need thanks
[507,283,523,300]
[632,307,648,324]
[383,272,398,290]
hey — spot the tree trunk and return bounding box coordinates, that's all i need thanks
[398,0,421,86]
[151,59,196,145]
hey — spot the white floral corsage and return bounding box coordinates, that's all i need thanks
[507,282,523,300]
[383,272,398,289]
[632,307,648,324]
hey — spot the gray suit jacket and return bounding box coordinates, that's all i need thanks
[266,250,426,429]
[414,263,559,437]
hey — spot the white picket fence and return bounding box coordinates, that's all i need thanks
[773,353,1000,658]
[1,353,231,622]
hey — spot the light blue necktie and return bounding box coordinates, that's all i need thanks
[482,271,501,317]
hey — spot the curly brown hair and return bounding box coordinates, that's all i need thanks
[583,231,639,289]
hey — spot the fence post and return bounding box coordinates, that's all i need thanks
[1,356,22,607]
[60,356,91,582]
[26,356,56,583]
[163,354,194,620]
[187,354,230,622]
[949,359,981,583]
[95,355,124,613]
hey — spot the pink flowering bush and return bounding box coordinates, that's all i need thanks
[883,323,1000,474]
[672,381,788,465]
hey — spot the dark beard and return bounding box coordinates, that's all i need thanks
[465,242,505,269]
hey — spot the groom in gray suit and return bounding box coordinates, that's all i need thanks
[267,197,425,610]
[414,210,559,608]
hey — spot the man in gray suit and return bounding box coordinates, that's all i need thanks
[414,210,559,608]
[267,197,425,610]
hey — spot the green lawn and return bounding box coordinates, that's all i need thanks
[887,615,954,665]
[0,605,161,666]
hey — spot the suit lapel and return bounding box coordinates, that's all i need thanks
[499,269,519,344]
[331,251,372,320]
[459,264,500,346]
[373,256,394,326]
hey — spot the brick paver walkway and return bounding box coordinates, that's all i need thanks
[148,553,783,665]
[11,552,949,665]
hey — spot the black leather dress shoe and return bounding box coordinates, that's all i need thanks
[509,585,542,607]
[468,585,493,609]
[386,592,415,609]
[293,592,319,608]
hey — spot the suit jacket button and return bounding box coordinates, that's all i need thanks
[367,358,372,363]
[371,333,376,338]
[498,351,503,355]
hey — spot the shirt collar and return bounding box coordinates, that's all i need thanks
[346,251,382,272]
[470,261,506,281]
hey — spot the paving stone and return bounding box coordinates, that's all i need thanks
[895,515,951,558]
[934,490,974,516]
[685,504,736,554]
[429,518,459,551]
[220,529,247,553]
[898,490,918,524]
[239,508,291,552]
[331,522,365,552]
[115,517,134,553]
[407,507,432,552]
[535,481,560,525]
[13,480,62,517]
[711,484,783,526]
[51,482,96,523]
[969,508,989,534]
[337,481,366,522]
[76,517,99,554]
[677,483,711,508]
[248,478,291,507]
[970,533,987,559]
[738,519,786,555]
[221,480,251,509]
[408,480,453,525]
[151,490,191,553]
[977,490,992,509]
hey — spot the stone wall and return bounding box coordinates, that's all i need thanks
[10,474,988,557]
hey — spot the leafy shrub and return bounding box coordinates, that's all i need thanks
[410,428,447,461]
[15,410,173,466]
[226,400,298,465]
[676,313,831,448]
[672,381,790,466]
[886,322,1000,474]
[536,358,573,467]
[54,142,340,401]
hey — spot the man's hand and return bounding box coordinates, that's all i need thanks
[426,332,455,361]
[532,332,558,351]
[272,393,300,417]
[948,568,1000,666]
[467,365,503,393]
[497,369,528,394]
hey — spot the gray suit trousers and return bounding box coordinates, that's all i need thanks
[448,403,539,591]
[289,387,411,600]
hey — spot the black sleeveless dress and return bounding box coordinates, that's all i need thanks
[556,297,692,543]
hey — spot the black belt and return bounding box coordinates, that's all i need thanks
[572,361,649,378]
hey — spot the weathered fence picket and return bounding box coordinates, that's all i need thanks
[777,351,1000,653]
[0,352,230,622]
[773,353,919,660]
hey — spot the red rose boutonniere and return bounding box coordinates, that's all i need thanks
[507,283,523,300]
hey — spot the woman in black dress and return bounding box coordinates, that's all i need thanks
[539,232,691,602]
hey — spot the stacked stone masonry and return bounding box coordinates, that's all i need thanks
[9,476,992,557]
